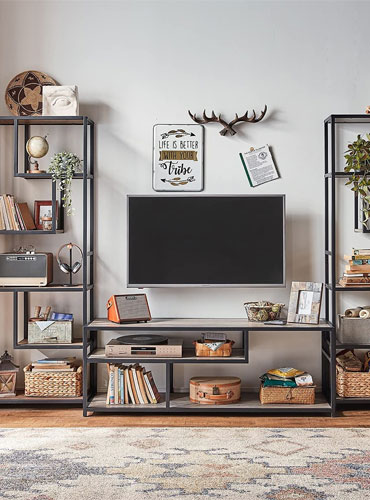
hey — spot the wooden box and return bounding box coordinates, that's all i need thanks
[193,340,234,357]
[189,376,241,404]
[28,320,73,344]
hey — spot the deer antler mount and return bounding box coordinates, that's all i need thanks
[188,105,267,136]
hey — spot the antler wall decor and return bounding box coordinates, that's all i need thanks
[188,105,267,136]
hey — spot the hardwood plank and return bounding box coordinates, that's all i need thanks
[0,408,370,427]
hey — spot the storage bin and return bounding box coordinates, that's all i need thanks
[337,315,370,344]
[193,340,234,357]
[259,385,315,404]
[336,364,370,398]
[23,364,82,397]
[28,320,73,344]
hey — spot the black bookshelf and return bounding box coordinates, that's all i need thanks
[0,116,94,405]
[324,114,370,412]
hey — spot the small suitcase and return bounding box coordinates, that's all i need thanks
[189,376,241,404]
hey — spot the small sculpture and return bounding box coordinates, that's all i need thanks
[42,85,79,116]
[366,106,370,114]
[188,105,267,136]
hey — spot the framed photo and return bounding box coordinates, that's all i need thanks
[34,200,59,230]
[287,281,323,324]
[152,124,204,191]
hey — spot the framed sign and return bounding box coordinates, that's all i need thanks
[153,124,204,191]
[287,281,323,324]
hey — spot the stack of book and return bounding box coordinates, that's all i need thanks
[0,195,35,231]
[339,248,370,287]
[31,357,77,372]
[106,363,161,405]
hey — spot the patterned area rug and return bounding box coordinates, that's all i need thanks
[0,427,369,499]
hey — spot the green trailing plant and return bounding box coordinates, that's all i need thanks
[48,152,82,216]
[344,134,370,225]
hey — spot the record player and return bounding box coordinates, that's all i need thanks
[105,334,183,358]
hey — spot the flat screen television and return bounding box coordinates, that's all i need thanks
[128,195,285,287]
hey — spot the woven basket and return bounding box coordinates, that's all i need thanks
[193,340,234,357]
[23,364,82,398]
[336,364,370,398]
[259,384,315,404]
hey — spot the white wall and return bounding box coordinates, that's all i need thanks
[1,0,370,393]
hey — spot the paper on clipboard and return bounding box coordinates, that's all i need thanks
[239,145,279,187]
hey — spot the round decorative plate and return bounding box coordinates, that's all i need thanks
[5,70,57,116]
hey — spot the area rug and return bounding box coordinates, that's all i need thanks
[0,427,369,499]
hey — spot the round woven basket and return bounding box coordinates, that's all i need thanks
[244,301,284,322]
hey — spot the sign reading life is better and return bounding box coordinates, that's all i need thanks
[153,124,204,191]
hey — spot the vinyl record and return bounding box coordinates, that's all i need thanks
[116,334,168,345]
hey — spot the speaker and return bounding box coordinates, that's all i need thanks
[106,294,151,323]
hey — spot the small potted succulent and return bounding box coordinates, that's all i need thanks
[344,134,370,226]
[49,152,82,216]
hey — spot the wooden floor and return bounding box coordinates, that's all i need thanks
[0,408,370,427]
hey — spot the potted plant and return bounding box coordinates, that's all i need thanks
[344,134,370,226]
[48,152,82,216]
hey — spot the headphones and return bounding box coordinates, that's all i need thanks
[57,243,83,274]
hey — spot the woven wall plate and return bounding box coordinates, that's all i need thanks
[5,70,57,116]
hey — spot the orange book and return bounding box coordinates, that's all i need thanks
[17,202,36,230]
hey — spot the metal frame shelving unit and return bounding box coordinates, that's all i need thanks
[83,318,335,417]
[324,113,370,412]
[0,115,94,406]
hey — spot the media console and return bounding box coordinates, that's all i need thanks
[83,318,336,417]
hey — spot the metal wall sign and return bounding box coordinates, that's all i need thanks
[153,124,204,191]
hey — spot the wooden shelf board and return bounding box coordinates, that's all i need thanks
[86,318,334,331]
[87,393,167,411]
[169,392,331,412]
[17,339,83,349]
[0,229,63,234]
[88,348,246,363]
[0,284,92,292]
[336,396,370,404]
[0,392,82,405]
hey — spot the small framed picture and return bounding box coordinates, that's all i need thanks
[34,200,59,230]
[287,281,323,324]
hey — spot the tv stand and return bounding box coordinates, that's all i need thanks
[83,318,335,417]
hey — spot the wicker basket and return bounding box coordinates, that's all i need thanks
[23,364,82,398]
[259,384,316,404]
[193,340,234,357]
[336,364,370,398]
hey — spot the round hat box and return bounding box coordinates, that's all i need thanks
[189,376,241,404]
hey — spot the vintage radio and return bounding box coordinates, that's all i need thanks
[106,294,151,323]
[0,253,53,286]
[105,334,183,358]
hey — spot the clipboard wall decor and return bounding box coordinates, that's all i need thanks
[240,145,279,187]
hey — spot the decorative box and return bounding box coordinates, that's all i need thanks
[189,376,241,404]
[337,315,370,344]
[28,320,73,344]
[193,340,234,357]
[259,385,315,404]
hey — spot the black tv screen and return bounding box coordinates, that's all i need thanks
[128,195,285,287]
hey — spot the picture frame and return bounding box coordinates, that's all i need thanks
[287,281,323,324]
[34,200,59,230]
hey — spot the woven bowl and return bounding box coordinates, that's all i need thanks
[244,301,284,322]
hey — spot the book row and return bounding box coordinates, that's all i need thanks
[106,363,161,405]
[0,194,35,231]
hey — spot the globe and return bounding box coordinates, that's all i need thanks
[26,136,49,158]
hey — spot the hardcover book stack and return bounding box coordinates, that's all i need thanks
[31,357,77,372]
[0,195,35,230]
[106,363,160,405]
[339,248,370,287]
